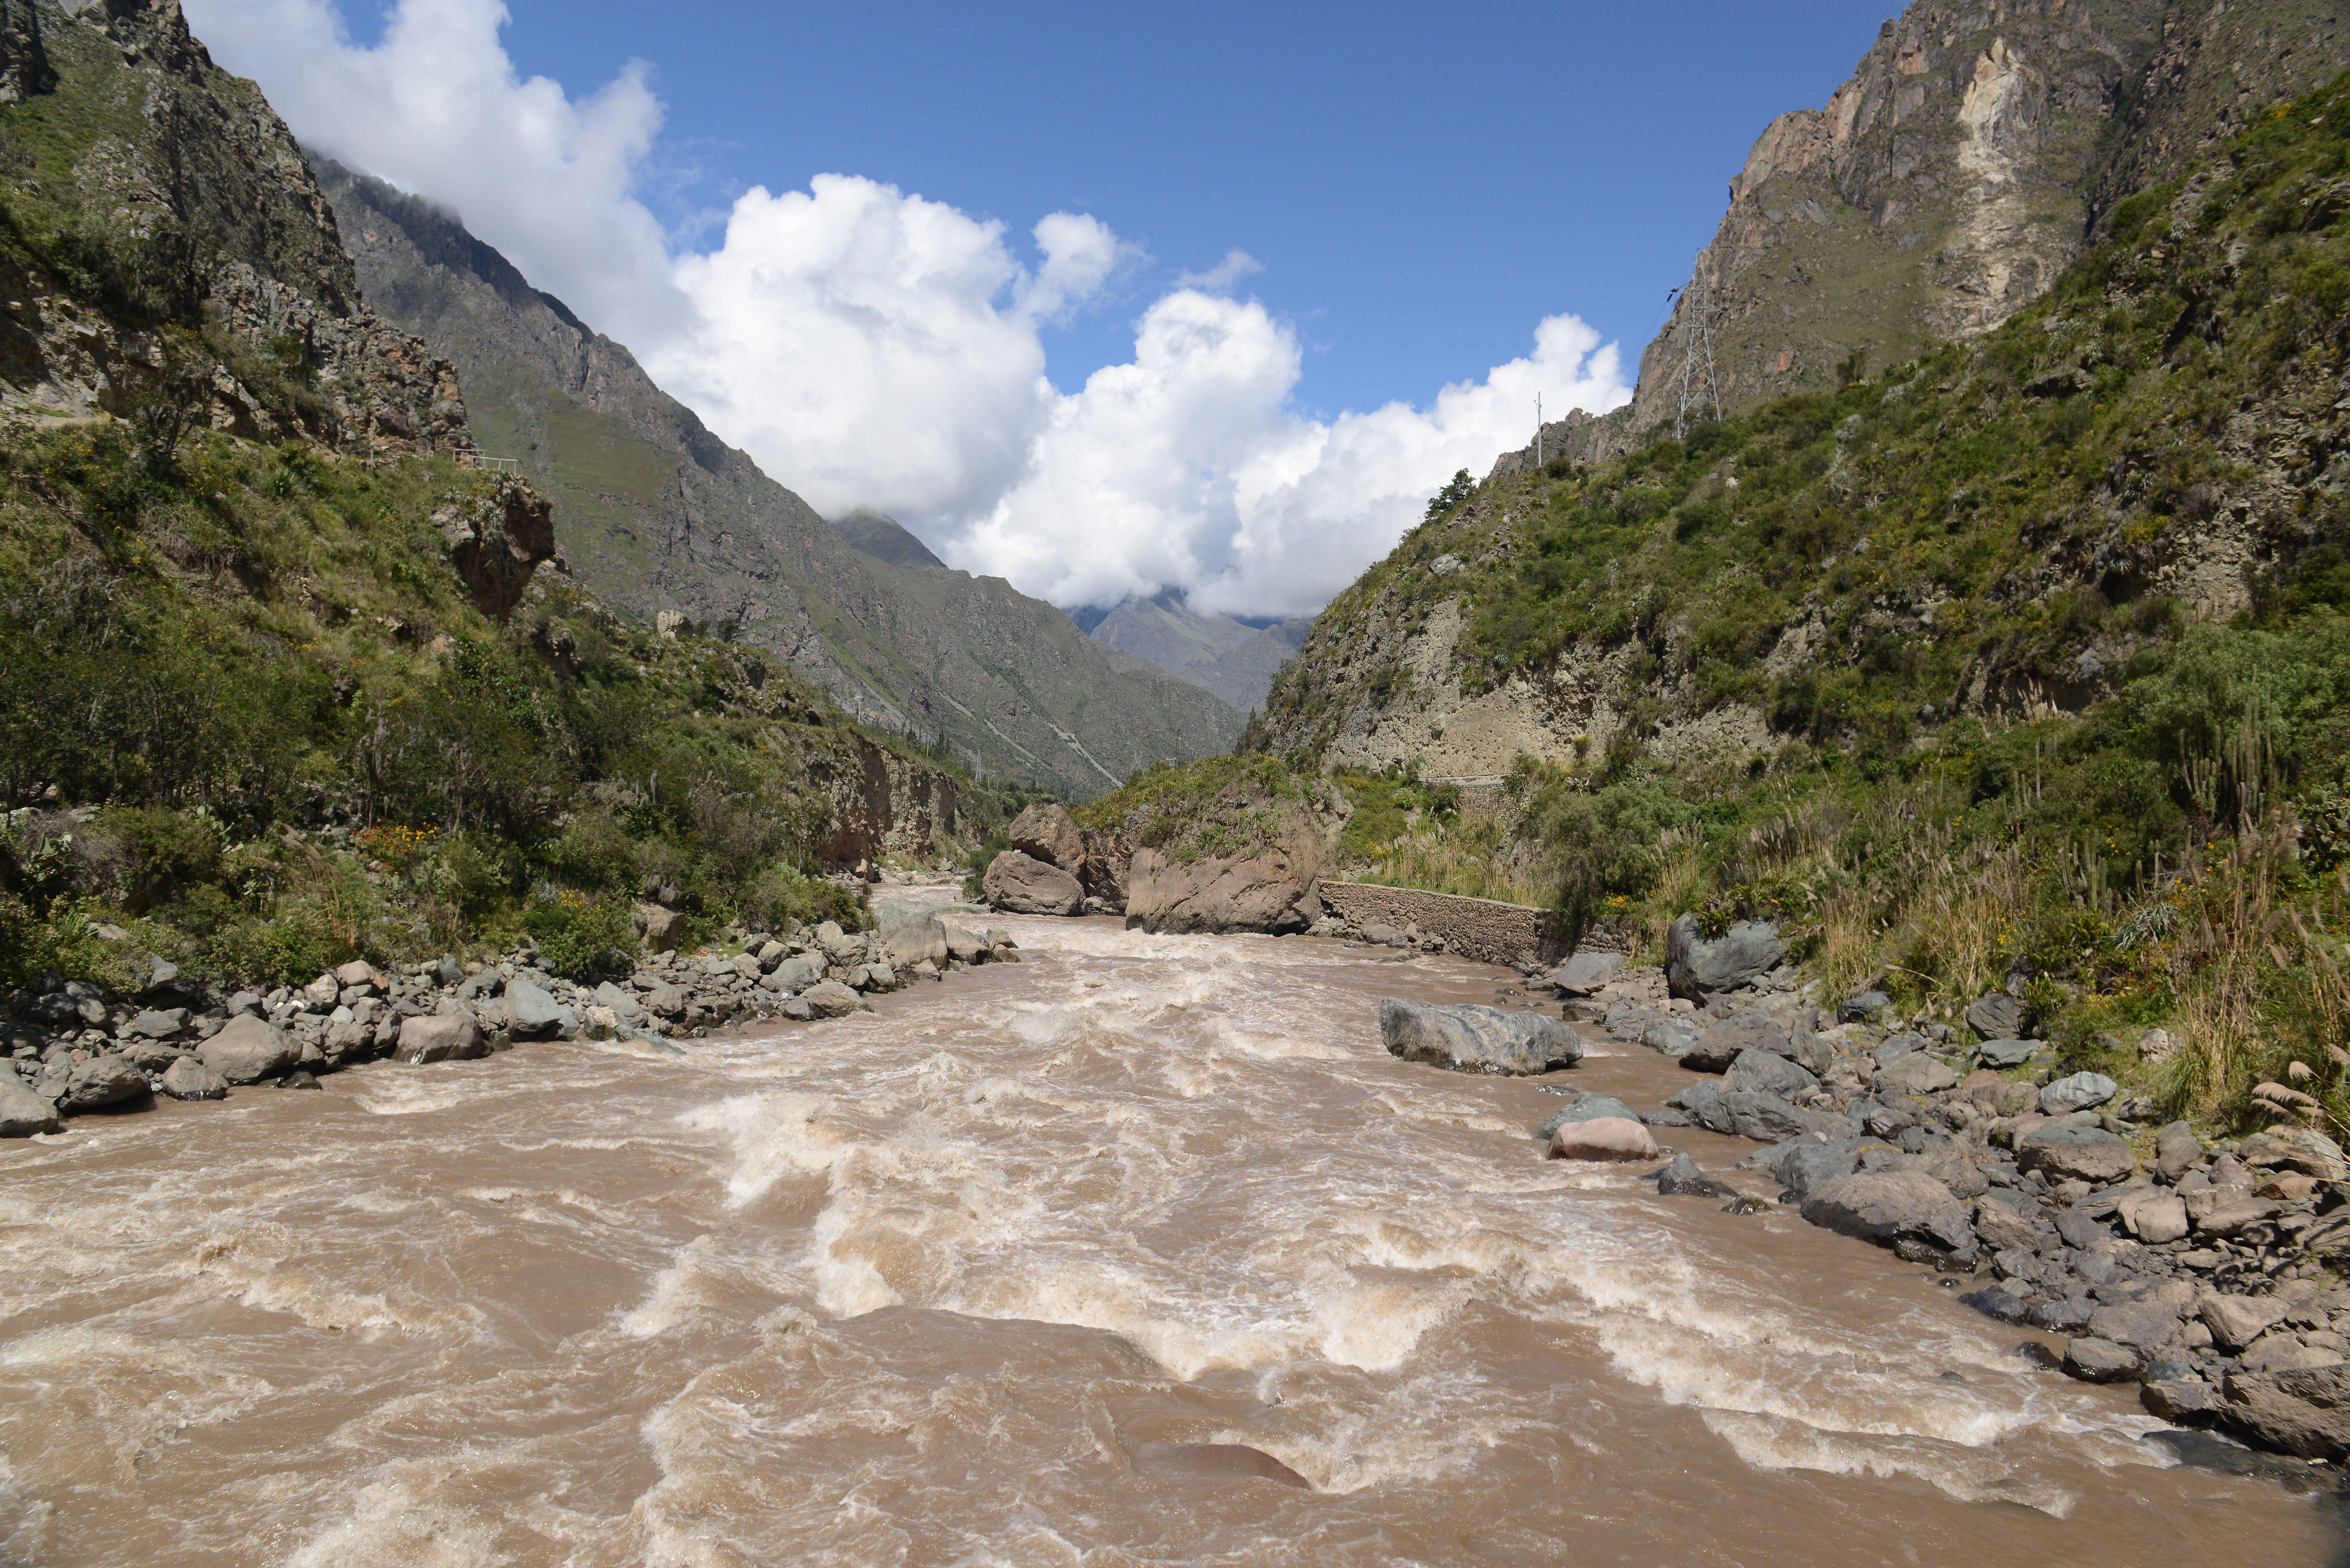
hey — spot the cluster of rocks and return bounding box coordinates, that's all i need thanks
[981,799,1337,936]
[1375,913,2350,1462]
[0,901,1020,1135]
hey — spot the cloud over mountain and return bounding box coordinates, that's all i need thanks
[186,0,1630,617]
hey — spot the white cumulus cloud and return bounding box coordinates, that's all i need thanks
[186,0,1631,622]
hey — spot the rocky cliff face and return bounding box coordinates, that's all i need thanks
[312,158,1242,798]
[1534,0,2349,466]
[1257,72,2350,781]
[0,1,468,456]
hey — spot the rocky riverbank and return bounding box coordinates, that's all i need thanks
[1392,915,2350,1467]
[0,889,1018,1136]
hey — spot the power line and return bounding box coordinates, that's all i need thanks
[1674,258,1722,440]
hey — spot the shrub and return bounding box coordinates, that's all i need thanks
[523,891,636,981]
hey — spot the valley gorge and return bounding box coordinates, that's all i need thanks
[4,0,2350,1561]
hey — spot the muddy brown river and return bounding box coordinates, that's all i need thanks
[1,903,2342,1565]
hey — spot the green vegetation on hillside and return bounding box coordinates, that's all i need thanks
[1252,77,2350,1134]
[0,424,974,993]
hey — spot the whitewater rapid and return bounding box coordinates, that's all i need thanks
[0,906,2337,1564]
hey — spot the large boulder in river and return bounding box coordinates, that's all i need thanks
[393,1013,487,1065]
[200,1015,299,1085]
[1799,1170,1976,1255]
[983,851,1085,916]
[1536,1092,1640,1138]
[1007,803,1085,870]
[2220,1365,2350,1459]
[1380,999,1581,1076]
[504,976,565,1039]
[800,980,867,1018]
[62,1054,149,1113]
[0,1074,61,1136]
[1550,1117,1658,1162]
[877,901,951,968]
[1126,846,1318,935]
[160,1056,228,1101]
[1665,915,1785,1001]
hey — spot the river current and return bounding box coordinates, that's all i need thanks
[0,898,2340,1565]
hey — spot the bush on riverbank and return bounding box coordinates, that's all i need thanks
[0,429,922,991]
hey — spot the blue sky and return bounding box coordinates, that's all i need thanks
[323,0,1896,415]
[203,0,1900,614]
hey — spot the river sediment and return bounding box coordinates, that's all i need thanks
[0,905,2341,1565]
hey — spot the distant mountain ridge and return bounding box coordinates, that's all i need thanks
[1083,591,1313,712]
[311,158,1242,796]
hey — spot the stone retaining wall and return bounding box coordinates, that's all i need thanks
[1313,883,1564,967]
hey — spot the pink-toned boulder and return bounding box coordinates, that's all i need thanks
[1547,1116,1659,1163]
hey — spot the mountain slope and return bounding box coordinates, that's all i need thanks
[830,508,946,570]
[311,160,1241,796]
[1253,72,2350,792]
[1180,617,1313,713]
[1519,0,2350,471]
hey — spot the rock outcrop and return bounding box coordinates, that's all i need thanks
[1504,0,2350,463]
[1379,998,1581,1075]
[436,479,558,622]
[982,851,1085,916]
[0,1,476,457]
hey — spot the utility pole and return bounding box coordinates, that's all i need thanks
[1674,259,1723,440]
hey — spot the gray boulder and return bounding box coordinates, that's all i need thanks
[593,981,650,1027]
[200,1015,299,1085]
[1667,1080,1732,1134]
[393,1013,487,1064]
[2039,1071,2118,1115]
[1721,1091,1848,1144]
[1874,1054,1958,1096]
[1799,1170,1975,1255]
[1975,1038,2039,1069]
[2088,1292,2192,1353]
[160,1056,229,1101]
[2203,1294,2289,1352]
[983,850,1085,916]
[1771,1141,1867,1200]
[942,924,990,964]
[2219,1365,2350,1459]
[761,957,821,994]
[1379,999,1581,1076]
[1679,1011,1791,1073]
[1552,952,1624,996]
[2156,1120,2202,1180]
[1641,1021,1698,1057]
[1656,1152,1730,1197]
[1966,991,2024,1041]
[1972,1192,2046,1251]
[644,984,690,1018]
[2015,1125,2137,1185]
[125,1008,188,1040]
[801,980,866,1019]
[2063,1338,2141,1383]
[1838,990,1891,1024]
[62,1055,149,1112]
[504,976,564,1039]
[1724,1048,1817,1100]
[1536,1093,1639,1138]
[1665,916,1785,1001]
[0,1074,62,1136]
[877,901,951,969]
